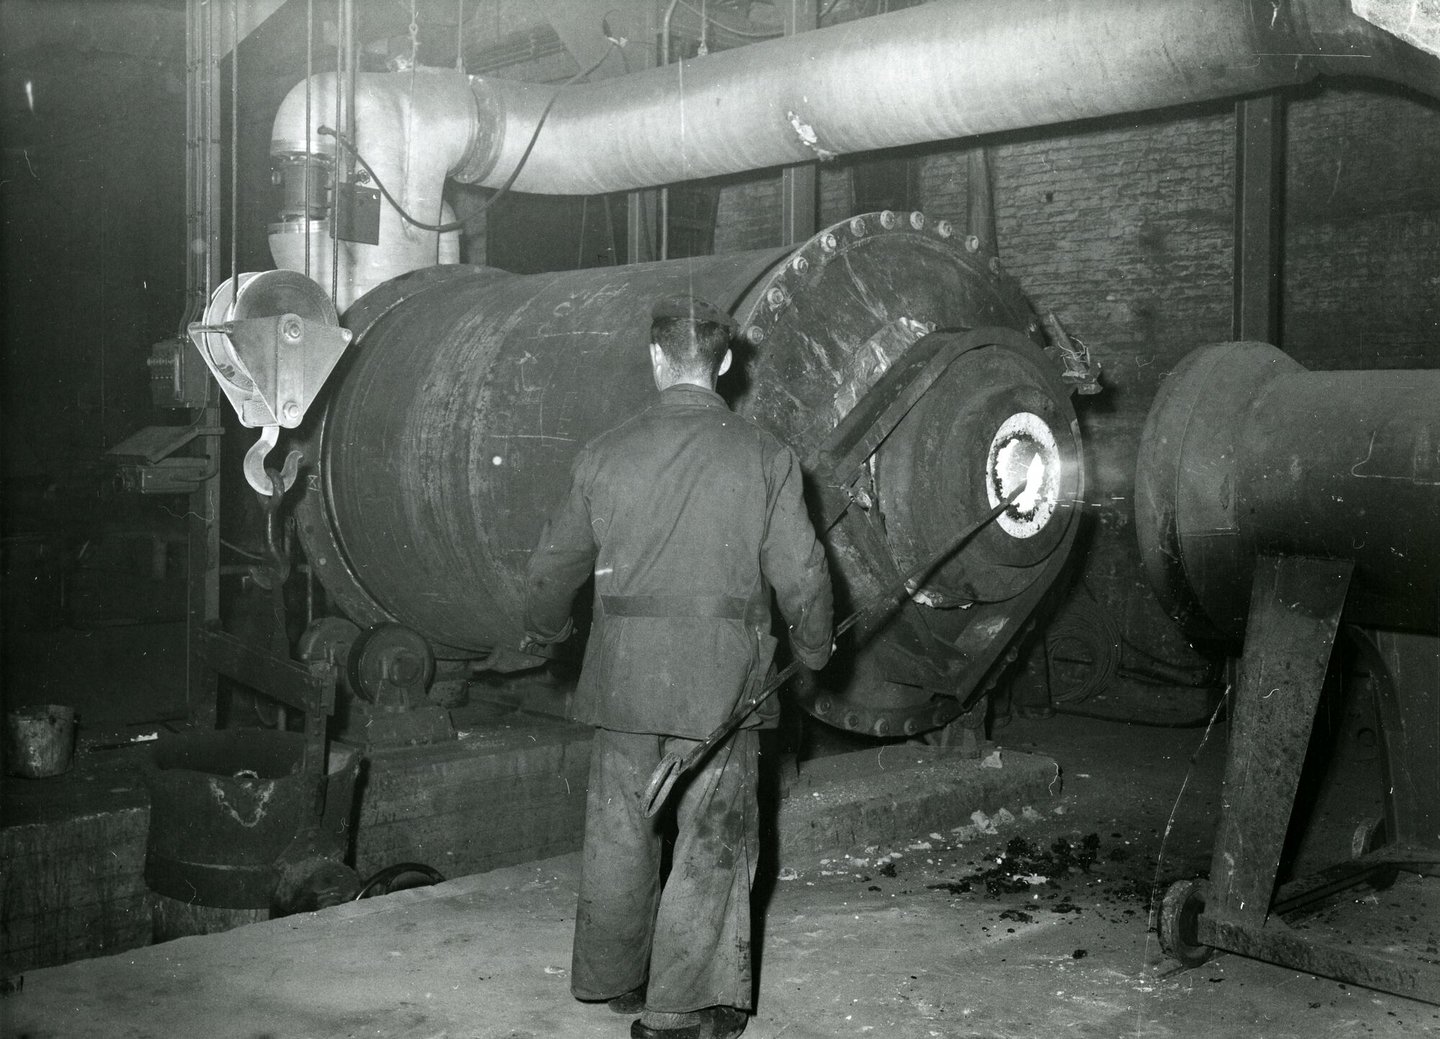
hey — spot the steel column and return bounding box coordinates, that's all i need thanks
[627,6,660,263]
[1232,93,1285,342]
[967,147,996,255]
[184,0,223,726]
[780,0,818,246]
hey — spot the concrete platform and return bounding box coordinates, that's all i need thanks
[4,715,1433,1039]
[774,743,1061,864]
[0,712,1055,976]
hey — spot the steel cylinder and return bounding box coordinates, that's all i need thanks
[295,214,1082,731]
[1135,341,1440,642]
[298,251,788,653]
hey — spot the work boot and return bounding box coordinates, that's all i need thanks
[608,984,647,1014]
[631,1005,747,1039]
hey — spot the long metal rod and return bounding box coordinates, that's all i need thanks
[229,0,239,293]
[1232,93,1285,343]
[304,0,312,280]
[654,487,1024,806]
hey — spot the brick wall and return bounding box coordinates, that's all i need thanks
[1284,89,1440,372]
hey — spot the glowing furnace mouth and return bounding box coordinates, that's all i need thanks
[986,412,1061,539]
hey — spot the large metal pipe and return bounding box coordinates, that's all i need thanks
[457,0,1440,195]
[1134,341,1440,643]
[269,70,468,309]
[269,0,1440,308]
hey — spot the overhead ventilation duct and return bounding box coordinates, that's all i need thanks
[268,0,1440,309]
[268,71,466,309]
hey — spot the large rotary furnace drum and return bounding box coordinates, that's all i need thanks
[295,214,1083,736]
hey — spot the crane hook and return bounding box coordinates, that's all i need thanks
[244,425,303,496]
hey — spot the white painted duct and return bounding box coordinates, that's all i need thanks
[268,69,469,307]
[456,0,1440,194]
[269,0,1440,308]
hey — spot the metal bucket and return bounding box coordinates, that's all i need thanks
[3,704,76,778]
[141,730,359,909]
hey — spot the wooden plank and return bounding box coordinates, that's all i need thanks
[1,807,151,973]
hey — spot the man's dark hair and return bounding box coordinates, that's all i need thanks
[651,316,731,379]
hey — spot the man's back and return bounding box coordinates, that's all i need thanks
[525,382,831,737]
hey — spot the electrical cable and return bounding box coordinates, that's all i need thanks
[1120,631,1216,675]
[1044,605,1119,704]
[1053,704,1226,729]
[1080,576,1214,675]
[355,862,445,899]
[675,0,782,38]
[317,38,621,236]
[1043,576,1223,704]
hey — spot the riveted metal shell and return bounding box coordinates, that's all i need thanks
[295,213,1081,737]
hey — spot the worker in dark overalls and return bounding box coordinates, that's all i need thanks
[523,294,833,1039]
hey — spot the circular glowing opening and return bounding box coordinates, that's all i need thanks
[986,412,1061,539]
[995,438,1043,511]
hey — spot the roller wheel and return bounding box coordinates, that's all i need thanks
[296,616,361,696]
[347,622,435,706]
[1158,878,1214,968]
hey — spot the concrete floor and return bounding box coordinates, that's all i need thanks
[5,712,1438,1039]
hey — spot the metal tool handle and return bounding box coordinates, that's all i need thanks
[641,488,1024,818]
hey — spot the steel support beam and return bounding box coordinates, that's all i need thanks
[780,0,818,246]
[627,4,660,263]
[967,147,996,255]
[1232,93,1285,342]
[1197,913,1440,1003]
[1208,554,1352,924]
[185,0,224,725]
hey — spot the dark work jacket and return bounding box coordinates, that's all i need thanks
[524,382,833,738]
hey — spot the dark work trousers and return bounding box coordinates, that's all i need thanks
[571,726,760,1014]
